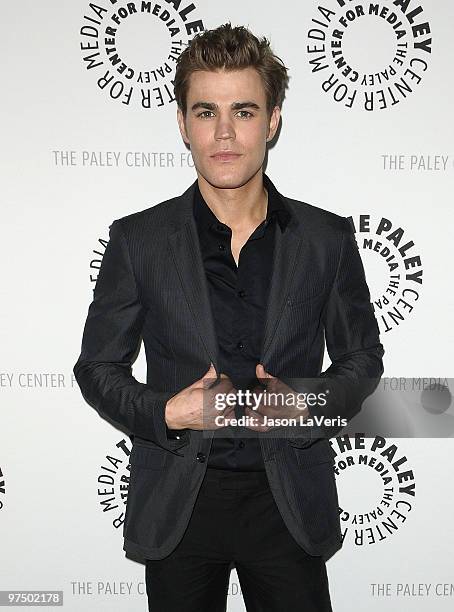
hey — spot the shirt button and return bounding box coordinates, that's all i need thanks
[218,244,226,251]
[237,341,244,350]
[196,452,206,463]
[238,290,246,298]
[238,441,245,449]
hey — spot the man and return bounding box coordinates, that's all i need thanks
[74,22,384,612]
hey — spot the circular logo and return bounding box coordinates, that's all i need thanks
[333,433,415,546]
[349,214,423,334]
[97,439,132,530]
[306,0,432,110]
[80,1,205,109]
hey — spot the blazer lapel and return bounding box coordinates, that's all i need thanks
[260,214,304,366]
[168,182,220,370]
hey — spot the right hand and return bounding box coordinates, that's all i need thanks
[164,364,237,431]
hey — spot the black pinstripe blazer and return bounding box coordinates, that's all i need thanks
[73,173,384,561]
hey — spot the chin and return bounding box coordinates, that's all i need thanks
[199,166,260,190]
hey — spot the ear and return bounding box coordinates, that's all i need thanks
[177,107,190,145]
[266,106,281,142]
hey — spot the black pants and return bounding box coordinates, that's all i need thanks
[146,467,333,611]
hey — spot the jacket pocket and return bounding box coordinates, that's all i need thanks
[289,439,336,467]
[130,443,168,469]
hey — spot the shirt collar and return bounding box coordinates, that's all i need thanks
[193,172,291,233]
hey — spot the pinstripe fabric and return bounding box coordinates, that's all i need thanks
[73,173,384,561]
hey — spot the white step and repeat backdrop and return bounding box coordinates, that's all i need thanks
[2,1,453,610]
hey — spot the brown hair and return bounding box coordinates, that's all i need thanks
[174,22,290,117]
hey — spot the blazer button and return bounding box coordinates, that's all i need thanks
[196,452,206,463]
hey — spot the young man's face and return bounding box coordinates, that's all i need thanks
[177,67,280,190]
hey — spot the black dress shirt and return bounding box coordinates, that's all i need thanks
[193,173,291,470]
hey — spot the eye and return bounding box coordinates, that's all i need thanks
[237,110,253,118]
[197,111,215,118]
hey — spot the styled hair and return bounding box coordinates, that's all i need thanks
[174,22,290,117]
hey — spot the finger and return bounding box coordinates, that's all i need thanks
[212,380,238,397]
[243,406,270,432]
[192,364,218,389]
[256,363,272,377]
[256,363,275,383]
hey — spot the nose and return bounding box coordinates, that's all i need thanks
[214,114,235,141]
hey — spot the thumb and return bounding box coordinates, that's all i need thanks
[191,363,216,389]
[256,363,274,380]
[256,363,266,376]
[203,362,217,379]
[207,362,228,378]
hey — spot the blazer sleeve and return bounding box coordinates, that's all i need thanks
[73,218,177,450]
[303,217,385,437]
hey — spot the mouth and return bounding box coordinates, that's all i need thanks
[211,153,242,162]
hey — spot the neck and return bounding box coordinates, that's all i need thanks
[196,169,268,232]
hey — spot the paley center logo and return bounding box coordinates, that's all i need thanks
[80,1,205,109]
[97,439,132,530]
[348,214,423,333]
[332,434,415,546]
[306,0,432,110]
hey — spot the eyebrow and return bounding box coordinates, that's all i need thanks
[190,101,261,112]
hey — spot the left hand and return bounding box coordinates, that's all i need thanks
[241,364,310,432]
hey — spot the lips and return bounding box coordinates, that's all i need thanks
[211,152,242,161]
